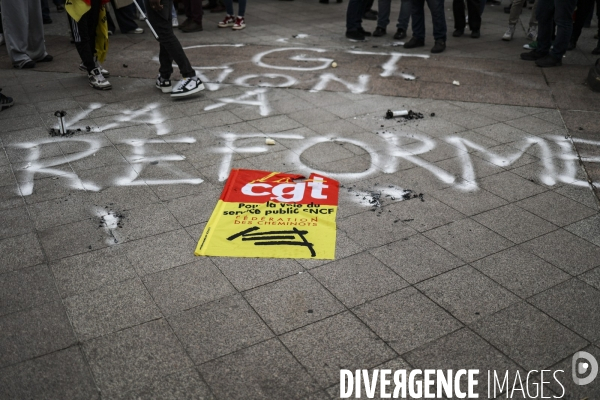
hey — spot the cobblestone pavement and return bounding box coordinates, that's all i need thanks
[0,1,599,399]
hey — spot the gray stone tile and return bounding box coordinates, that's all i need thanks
[112,202,182,243]
[0,347,99,400]
[116,368,215,400]
[64,278,162,341]
[520,229,600,275]
[311,252,409,307]
[338,210,417,249]
[244,273,344,335]
[417,266,520,324]
[473,247,571,298]
[0,183,24,211]
[553,184,599,210]
[0,301,76,368]
[280,312,396,388]
[198,339,318,400]
[470,302,588,370]
[288,107,340,127]
[506,115,561,135]
[0,206,33,240]
[165,183,225,227]
[122,229,197,276]
[0,233,45,274]
[431,186,509,216]
[517,191,598,227]
[354,287,462,355]
[565,214,600,247]
[544,344,600,400]
[472,204,558,244]
[83,319,193,397]
[212,257,302,291]
[383,195,466,232]
[370,234,464,284]
[247,114,303,132]
[478,171,547,202]
[403,328,522,398]
[580,267,600,290]
[50,245,136,298]
[423,219,513,263]
[530,279,600,343]
[143,259,236,315]
[168,294,273,364]
[0,264,60,316]
[38,218,109,261]
[190,110,242,128]
[473,122,529,144]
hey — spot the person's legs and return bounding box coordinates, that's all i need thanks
[427,0,447,40]
[480,0,486,14]
[571,0,594,44]
[41,0,51,22]
[466,0,481,31]
[237,0,246,15]
[549,0,578,58]
[184,0,203,23]
[28,0,49,62]
[376,0,392,28]
[410,0,426,39]
[110,1,140,33]
[396,0,412,30]
[69,7,95,71]
[453,0,466,31]
[223,0,235,14]
[508,0,526,24]
[528,0,538,25]
[346,0,364,31]
[1,0,36,67]
[535,0,554,54]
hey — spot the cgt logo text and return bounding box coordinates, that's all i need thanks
[340,352,598,399]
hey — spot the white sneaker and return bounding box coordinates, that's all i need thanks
[156,75,172,93]
[171,76,205,98]
[79,60,109,77]
[0,34,4,46]
[526,26,538,40]
[131,27,144,34]
[172,17,179,27]
[88,68,112,90]
[232,16,245,30]
[218,15,235,28]
[502,25,515,41]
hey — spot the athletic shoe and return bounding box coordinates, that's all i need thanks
[358,27,371,37]
[520,49,546,60]
[232,16,245,30]
[39,54,53,62]
[373,27,386,37]
[431,40,446,53]
[404,36,425,48]
[127,27,144,34]
[523,41,537,49]
[393,28,406,40]
[88,68,112,90]
[156,75,172,93]
[535,54,561,67]
[21,61,36,69]
[0,34,4,46]
[79,61,110,77]
[0,89,14,111]
[345,30,366,41]
[171,76,205,98]
[172,17,179,27]
[218,15,235,28]
[108,30,113,36]
[502,25,515,41]
[526,26,537,40]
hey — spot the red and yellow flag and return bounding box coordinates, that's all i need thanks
[195,169,339,259]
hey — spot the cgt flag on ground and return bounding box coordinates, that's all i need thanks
[195,169,339,259]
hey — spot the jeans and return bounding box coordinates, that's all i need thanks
[571,0,595,43]
[346,0,365,31]
[184,0,202,23]
[410,0,447,40]
[377,0,411,30]
[536,0,577,58]
[224,0,246,16]
[453,0,481,30]
[145,0,196,78]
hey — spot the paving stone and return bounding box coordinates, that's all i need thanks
[212,256,302,291]
[565,214,600,247]
[143,259,236,315]
[471,302,588,370]
[0,232,45,274]
[580,267,600,290]
[0,301,76,368]
[0,346,99,400]
[38,218,109,261]
[423,218,513,263]
[517,191,597,227]
[64,278,162,341]
[50,245,136,298]
[520,229,600,275]
[0,206,34,240]
[354,287,462,355]
[244,273,344,335]
[383,195,466,232]
[198,339,318,400]
[417,266,520,324]
[472,204,558,244]
[530,279,600,343]
[473,247,571,298]
[431,186,509,216]
[168,294,273,364]
[111,202,182,243]
[338,210,417,249]
[311,252,408,307]
[477,171,547,202]
[122,229,197,276]
[544,344,600,400]
[297,229,367,270]
[280,312,396,388]
[403,328,522,398]
[165,183,225,227]
[115,368,215,400]
[83,319,193,397]
[0,264,60,317]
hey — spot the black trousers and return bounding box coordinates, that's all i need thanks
[571,0,595,43]
[453,0,481,31]
[69,0,101,72]
[145,0,195,78]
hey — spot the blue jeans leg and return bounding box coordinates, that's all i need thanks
[346,0,364,31]
[397,0,412,30]
[427,0,447,40]
[549,0,577,57]
[377,0,392,28]
[410,0,426,38]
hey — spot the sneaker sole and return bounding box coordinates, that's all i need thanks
[218,24,234,28]
[156,84,172,93]
[89,82,112,90]
[232,26,246,30]
[171,83,205,98]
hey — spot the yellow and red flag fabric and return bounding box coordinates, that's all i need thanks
[195,169,339,259]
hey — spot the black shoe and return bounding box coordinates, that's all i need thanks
[43,17,53,24]
[404,36,425,48]
[471,30,480,38]
[373,26,386,37]
[393,28,406,40]
[520,50,547,60]
[0,89,14,112]
[319,0,329,3]
[452,29,464,37]
[39,54,53,62]
[346,30,366,41]
[431,40,446,53]
[21,61,36,69]
[358,27,372,37]
[567,40,576,51]
[363,10,377,20]
[535,54,562,67]
[56,4,65,12]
